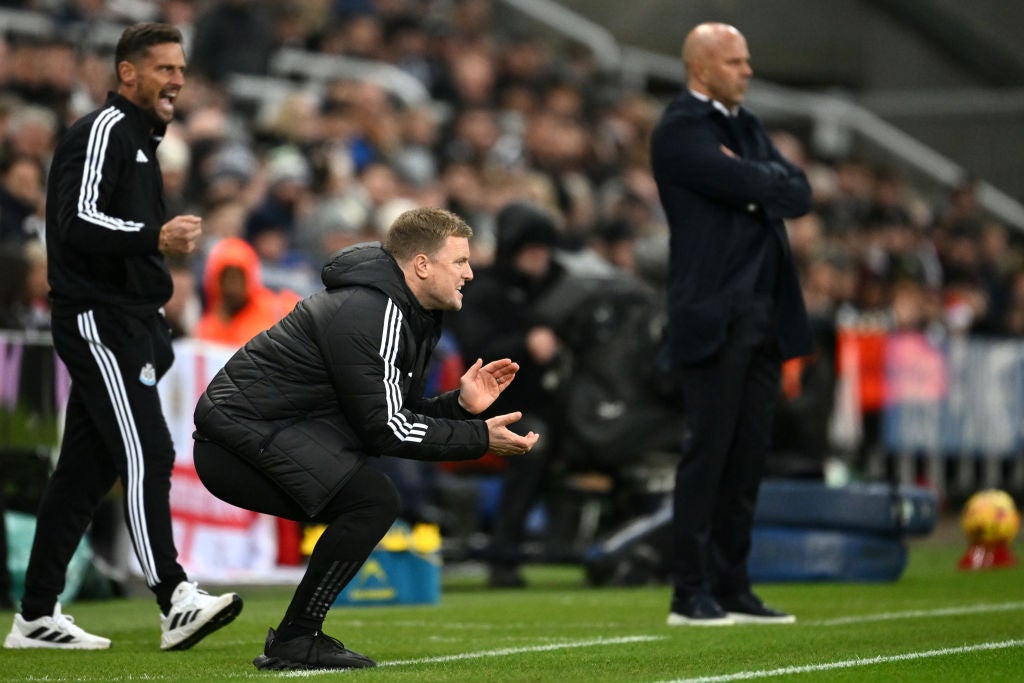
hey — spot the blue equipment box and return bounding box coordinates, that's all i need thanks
[332,522,441,607]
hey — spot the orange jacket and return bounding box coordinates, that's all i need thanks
[195,237,299,347]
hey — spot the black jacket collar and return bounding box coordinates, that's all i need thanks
[104,91,168,141]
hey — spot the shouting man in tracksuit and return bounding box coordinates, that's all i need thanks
[4,23,242,652]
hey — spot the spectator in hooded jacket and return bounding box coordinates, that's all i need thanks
[193,236,304,569]
[447,200,568,588]
[195,237,300,347]
[192,207,539,670]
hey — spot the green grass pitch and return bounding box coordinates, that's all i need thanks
[1,532,1022,682]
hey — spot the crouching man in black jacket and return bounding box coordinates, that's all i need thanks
[193,207,539,671]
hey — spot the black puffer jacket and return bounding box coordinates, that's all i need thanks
[194,242,488,516]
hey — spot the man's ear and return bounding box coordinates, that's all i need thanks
[412,253,431,279]
[117,61,136,87]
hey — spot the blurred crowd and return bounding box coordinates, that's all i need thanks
[2,0,1024,474]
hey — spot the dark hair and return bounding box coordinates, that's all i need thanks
[494,201,558,259]
[0,153,45,181]
[383,208,473,262]
[114,23,183,79]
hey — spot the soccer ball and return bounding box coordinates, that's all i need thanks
[960,489,1021,546]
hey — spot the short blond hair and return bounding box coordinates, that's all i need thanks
[382,207,473,262]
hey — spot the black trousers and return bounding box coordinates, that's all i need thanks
[486,414,550,568]
[194,441,400,629]
[670,329,781,601]
[193,442,399,528]
[22,308,186,617]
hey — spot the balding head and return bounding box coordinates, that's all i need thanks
[681,22,752,110]
[682,23,741,68]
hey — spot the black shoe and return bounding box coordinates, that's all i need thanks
[488,565,526,589]
[716,592,796,624]
[667,593,734,626]
[252,628,376,670]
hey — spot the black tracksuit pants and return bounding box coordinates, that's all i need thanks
[21,308,187,618]
[194,441,400,635]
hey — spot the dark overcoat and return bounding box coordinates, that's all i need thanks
[651,92,815,365]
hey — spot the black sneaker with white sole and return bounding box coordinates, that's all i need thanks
[717,592,796,624]
[252,628,376,670]
[666,593,735,626]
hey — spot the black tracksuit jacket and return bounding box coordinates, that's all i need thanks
[46,92,170,316]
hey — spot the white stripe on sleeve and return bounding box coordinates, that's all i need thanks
[379,299,428,443]
[77,107,145,232]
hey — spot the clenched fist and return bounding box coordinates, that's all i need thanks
[159,215,202,255]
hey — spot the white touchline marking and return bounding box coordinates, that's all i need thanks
[377,602,1024,632]
[377,619,628,630]
[260,605,1018,679]
[656,639,1024,683]
[379,635,665,667]
[18,637,665,682]
[265,635,666,678]
[21,602,1024,681]
[808,600,1024,627]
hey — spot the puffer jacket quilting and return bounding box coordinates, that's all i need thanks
[194,243,488,516]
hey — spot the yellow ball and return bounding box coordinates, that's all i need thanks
[961,489,1021,546]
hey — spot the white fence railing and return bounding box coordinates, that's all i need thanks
[3,330,1022,500]
[830,328,1024,499]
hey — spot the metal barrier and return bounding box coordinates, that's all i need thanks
[832,327,1024,500]
[268,48,431,107]
[3,330,1022,500]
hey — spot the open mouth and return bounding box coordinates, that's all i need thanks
[158,91,177,113]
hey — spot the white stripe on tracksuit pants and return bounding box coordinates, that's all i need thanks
[20,307,186,616]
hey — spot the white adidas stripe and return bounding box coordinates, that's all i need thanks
[378,300,428,443]
[381,300,403,416]
[77,311,159,586]
[77,107,145,233]
[79,108,119,227]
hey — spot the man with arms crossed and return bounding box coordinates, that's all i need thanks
[651,22,814,626]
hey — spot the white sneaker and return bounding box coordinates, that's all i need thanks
[4,604,111,650]
[160,581,243,650]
